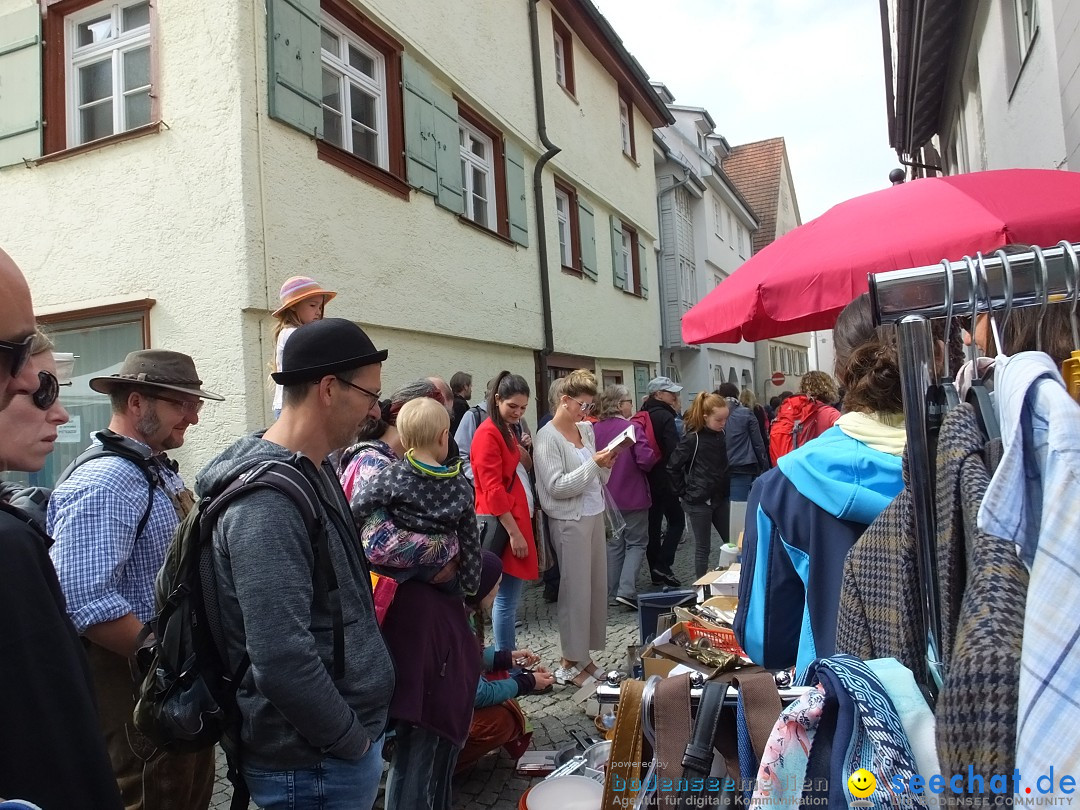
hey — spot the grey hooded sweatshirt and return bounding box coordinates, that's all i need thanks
[196,434,394,771]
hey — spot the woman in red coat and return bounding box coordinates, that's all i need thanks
[471,371,536,652]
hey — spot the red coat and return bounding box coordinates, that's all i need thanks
[470,419,537,580]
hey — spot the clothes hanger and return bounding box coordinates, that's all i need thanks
[963,254,1000,441]
[1057,240,1080,399]
[1031,244,1051,355]
[938,258,961,411]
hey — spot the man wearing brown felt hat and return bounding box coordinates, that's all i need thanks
[48,349,223,810]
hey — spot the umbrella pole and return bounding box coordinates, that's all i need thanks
[896,315,945,701]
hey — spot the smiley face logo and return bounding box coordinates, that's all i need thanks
[848,769,877,799]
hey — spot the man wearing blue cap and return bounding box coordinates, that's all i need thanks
[197,317,395,809]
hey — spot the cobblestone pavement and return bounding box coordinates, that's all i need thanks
[210,532,704,809]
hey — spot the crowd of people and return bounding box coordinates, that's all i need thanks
[9,252,1066,810]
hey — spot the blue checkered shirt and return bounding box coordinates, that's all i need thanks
[47,435,187,632]
[977,352,1080,782]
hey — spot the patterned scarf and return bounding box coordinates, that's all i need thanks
[803,655,926,809]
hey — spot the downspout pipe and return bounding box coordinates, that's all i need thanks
[528,0,561,395]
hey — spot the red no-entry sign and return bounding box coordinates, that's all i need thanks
[771,372,786,387]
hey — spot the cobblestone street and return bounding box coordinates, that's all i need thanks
[210,537,701,809]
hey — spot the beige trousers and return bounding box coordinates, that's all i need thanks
[549,513,608,662]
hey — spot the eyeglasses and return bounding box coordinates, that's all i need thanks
[569,397,595,414]
[0,334,34,379]
[620,399,634,404]
[32,370,59,411]
[335,376,381,403]
[144,393,203,416]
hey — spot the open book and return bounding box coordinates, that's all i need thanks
[602,424,636,454]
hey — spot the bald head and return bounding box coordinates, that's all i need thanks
[427,376,454,417]
[0,248,37,412]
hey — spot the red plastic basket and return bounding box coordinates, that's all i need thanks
[685,623,748,658]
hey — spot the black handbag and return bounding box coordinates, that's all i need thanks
[476,515,509,557]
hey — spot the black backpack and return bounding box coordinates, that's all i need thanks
[56,429,161,538]
[132,457,344,764]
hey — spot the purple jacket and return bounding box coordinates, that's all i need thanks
[593,416,659,512]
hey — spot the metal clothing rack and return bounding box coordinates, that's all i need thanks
[868,240,1080,697]
[594,670,811,707]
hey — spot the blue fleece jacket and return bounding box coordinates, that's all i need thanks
[734,426,903,676]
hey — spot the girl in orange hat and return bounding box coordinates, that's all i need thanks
[271,276,337,417]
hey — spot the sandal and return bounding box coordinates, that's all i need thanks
[553,665,597,687]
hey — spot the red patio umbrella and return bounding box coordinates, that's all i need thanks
[682,168,1080,344]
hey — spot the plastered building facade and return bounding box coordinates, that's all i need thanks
[0,0,670,480]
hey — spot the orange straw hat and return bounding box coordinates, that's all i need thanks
[272,276,337,318]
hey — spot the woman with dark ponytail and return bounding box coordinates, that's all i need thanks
[470,371,536,652]
[734,293,907,677]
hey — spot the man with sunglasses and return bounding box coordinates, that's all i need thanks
[48,350,223,810]
[197,318,394,809]
[0,249,124,809]
[0,248,40,407]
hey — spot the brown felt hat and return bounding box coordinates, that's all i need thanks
[89,350,224,400]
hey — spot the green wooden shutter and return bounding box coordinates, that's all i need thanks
[638,239,649,299]
[504,140,528,246]
[578,197,597,280]
[610,216,627,291]
[431,85,462,214]
[267,0,323,137]
[0,6,43,167]
[402,53,438,195]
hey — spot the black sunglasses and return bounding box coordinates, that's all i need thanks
[0,334,34,379]
[32,370,59,411]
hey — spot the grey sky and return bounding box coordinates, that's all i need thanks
[596,0,901,221]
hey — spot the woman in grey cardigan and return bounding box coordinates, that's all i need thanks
[533,369,616,687]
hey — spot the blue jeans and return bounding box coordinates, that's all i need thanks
[729,473,755,501]
[492,573,524,651]
[242,736,384,810]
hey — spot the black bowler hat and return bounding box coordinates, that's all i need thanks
[271,318,388,385]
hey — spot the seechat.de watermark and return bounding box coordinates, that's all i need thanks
[847,766,1077,806]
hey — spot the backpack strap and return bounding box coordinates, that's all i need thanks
[205,460,344,680]
[57,430,160,540]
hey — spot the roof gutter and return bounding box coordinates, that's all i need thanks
[528,0,562,388]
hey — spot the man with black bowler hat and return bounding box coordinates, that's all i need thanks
[197,317,395,809]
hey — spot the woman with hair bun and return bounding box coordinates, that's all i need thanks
[734,293,907,676]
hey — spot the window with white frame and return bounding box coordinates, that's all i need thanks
[66,0,152,147]
[619,229,633,291]
[320,16,388,168]
[1015,0,1038,60]
[553,30,567,88]
[555,188,572,267]
[713,199,723,238]
[737,226,746,258]
[459,119,497,228]
[619,97,632,155]
[726,212,734,247]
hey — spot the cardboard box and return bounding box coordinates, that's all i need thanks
[693,565,741,602]
[639,622,730,680]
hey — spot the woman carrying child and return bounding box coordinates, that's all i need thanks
[355,397,484,809]
[270,276,335,418]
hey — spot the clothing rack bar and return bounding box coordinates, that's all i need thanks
[594,682,811,707]
[870,242,1080,325]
